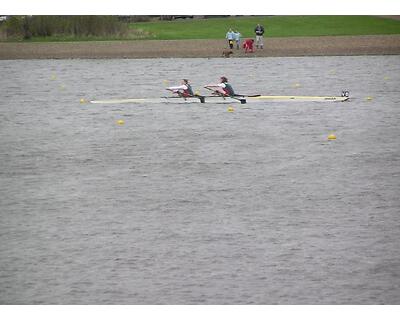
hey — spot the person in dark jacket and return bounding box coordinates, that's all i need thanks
[254,23,265,49]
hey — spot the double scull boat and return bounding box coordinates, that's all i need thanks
[89,92,350,105]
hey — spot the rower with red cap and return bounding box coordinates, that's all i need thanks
[204,76,235,97]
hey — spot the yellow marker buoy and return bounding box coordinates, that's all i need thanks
[366,97,373,101]
[328,134,337,141]
[195,90,200,96]
[117,120,125,125]
[79,98,87,104]
[227,106,234,112]
[384,76,390,80]
[51,74,56,80]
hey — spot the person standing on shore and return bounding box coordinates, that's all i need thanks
[254,23,265,49]
[226,28,235,49]
[234,30,241,50]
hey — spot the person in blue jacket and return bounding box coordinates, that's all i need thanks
[234,30,241,50]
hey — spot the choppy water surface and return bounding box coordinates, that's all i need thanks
[1,56,400,304]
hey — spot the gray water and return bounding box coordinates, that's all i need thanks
[0,56,399,304]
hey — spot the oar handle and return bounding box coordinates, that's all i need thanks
[204,87,247,104]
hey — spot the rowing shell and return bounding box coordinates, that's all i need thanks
[89,95,349,104]
[248,95,349,102]
[90,96,241,104]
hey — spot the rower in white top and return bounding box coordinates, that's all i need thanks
[204,76,235,97]
[204,76,246,104]
[166,79,205,103]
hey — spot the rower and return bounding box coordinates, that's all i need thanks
[204,76,235,97]
[204,76,246,104]
[166,79,205,103]
[166,79,194,97]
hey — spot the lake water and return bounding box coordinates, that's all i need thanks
[0,56,399,304]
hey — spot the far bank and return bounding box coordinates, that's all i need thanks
[1,35,400,59]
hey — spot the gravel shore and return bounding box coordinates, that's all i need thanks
[1,35,400,59]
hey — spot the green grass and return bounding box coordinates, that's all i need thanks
[2,15,400,42]
[129,15,400,40]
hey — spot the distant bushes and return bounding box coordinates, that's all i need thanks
[118,15,153,23]
[3,16,128,40]
[3,16,24,38]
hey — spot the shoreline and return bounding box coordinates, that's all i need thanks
[1,35,400,59]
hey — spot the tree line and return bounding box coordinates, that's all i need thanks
[3,16,128,39]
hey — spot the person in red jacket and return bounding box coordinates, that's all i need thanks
[243,39,254,53]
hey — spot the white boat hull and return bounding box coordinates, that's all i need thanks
[248,95,349,102]
[90,97,239,104]
[89,95,349,105]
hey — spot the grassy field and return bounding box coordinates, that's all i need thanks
[2,15,400,42]
[130,16,400,40]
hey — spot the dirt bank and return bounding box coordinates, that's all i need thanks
[1,35,400,59]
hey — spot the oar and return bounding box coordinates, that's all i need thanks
[204,87,260,98]
[239,94,261,97]
[165,89,205,103]
[204,87,247,104]
[193,92,206,103]
[195,95,206,103]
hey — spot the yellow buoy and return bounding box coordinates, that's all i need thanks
[79,98,86,104]
[366,96,373,101]
[117,120,125,125]
[384,76,390,80]
[195,90,200,96]
[51,74,56,80]
[328,134,337,140]
[227,106,234,112]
